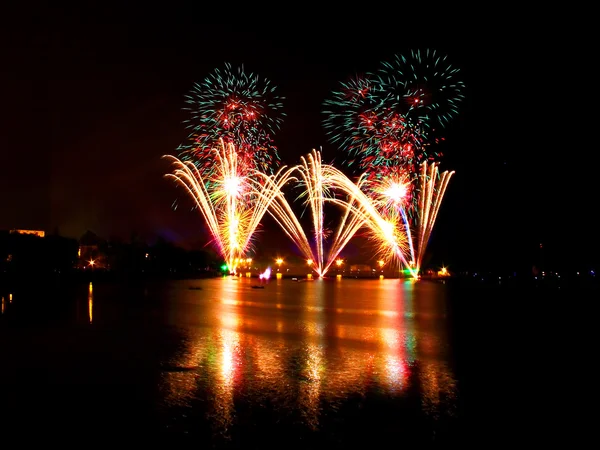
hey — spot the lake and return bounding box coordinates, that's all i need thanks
[0,274,578,445]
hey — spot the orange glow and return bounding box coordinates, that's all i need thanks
[154,277,458,436]
[88,282,93,324]
[10,229,45,238]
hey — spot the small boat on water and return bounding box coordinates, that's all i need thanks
[251,285,265,289]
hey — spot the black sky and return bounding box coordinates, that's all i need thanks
[1,5,596,272]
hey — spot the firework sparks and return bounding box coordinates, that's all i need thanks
[357,161,454,276]
[322,49,463,276]
[252,150,375,278]
[321,170,415,276]
[178,63,285,174]
[322,48,464,175]
[164,139,294,274]
[322,72,428,176]
[413,161,455,274]
[377,49,465,129]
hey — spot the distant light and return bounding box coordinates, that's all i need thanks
[259,267,271,280]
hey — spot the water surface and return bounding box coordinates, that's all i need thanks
[0,277,461,445]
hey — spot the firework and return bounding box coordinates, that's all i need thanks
[164,140,294,274]
[357,161,454,276]
[322,170,415,276]
[412,161,454,273]
[251,149,419,278]
[363,168,416,261]
[376,49,465,130]
[179,63,285,174]
[253,150,375,278]
[322,76,427,175]
[322,49,463,276]
[322,49,464,174]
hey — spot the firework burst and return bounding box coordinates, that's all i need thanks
[321,169,414,275]
[322,76,427,175]
[322,49,463,276]
[322,49,464,175]
[254,150,370,278]
[179,63,285,174]
[376,49,465,130]
[164,140,293,274]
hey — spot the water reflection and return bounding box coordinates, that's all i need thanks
[158,277,457,436]
[214,279,241,435]
[88,282,93,324]
[298,280,324,429]
[414,283,458,419]
[0,292,13,314]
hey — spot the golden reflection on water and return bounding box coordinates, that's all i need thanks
[88,282,93,324]
[215,327,239,431]
[298,342,323,430]
[159,277,457,431]
[379,281,410,392]
[297,282,325,429]
[1,293,14,314]
[213,279,243,433]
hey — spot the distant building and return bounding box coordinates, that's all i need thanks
[350,264,372,273]
[78,230,106,269]
[10,229,45,238]
[1,229,78,274]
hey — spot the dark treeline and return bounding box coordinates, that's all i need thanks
[0,230,222,285]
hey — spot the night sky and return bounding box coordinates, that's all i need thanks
[1,6,596,272]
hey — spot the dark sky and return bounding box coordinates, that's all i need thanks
[1,5,596,272]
